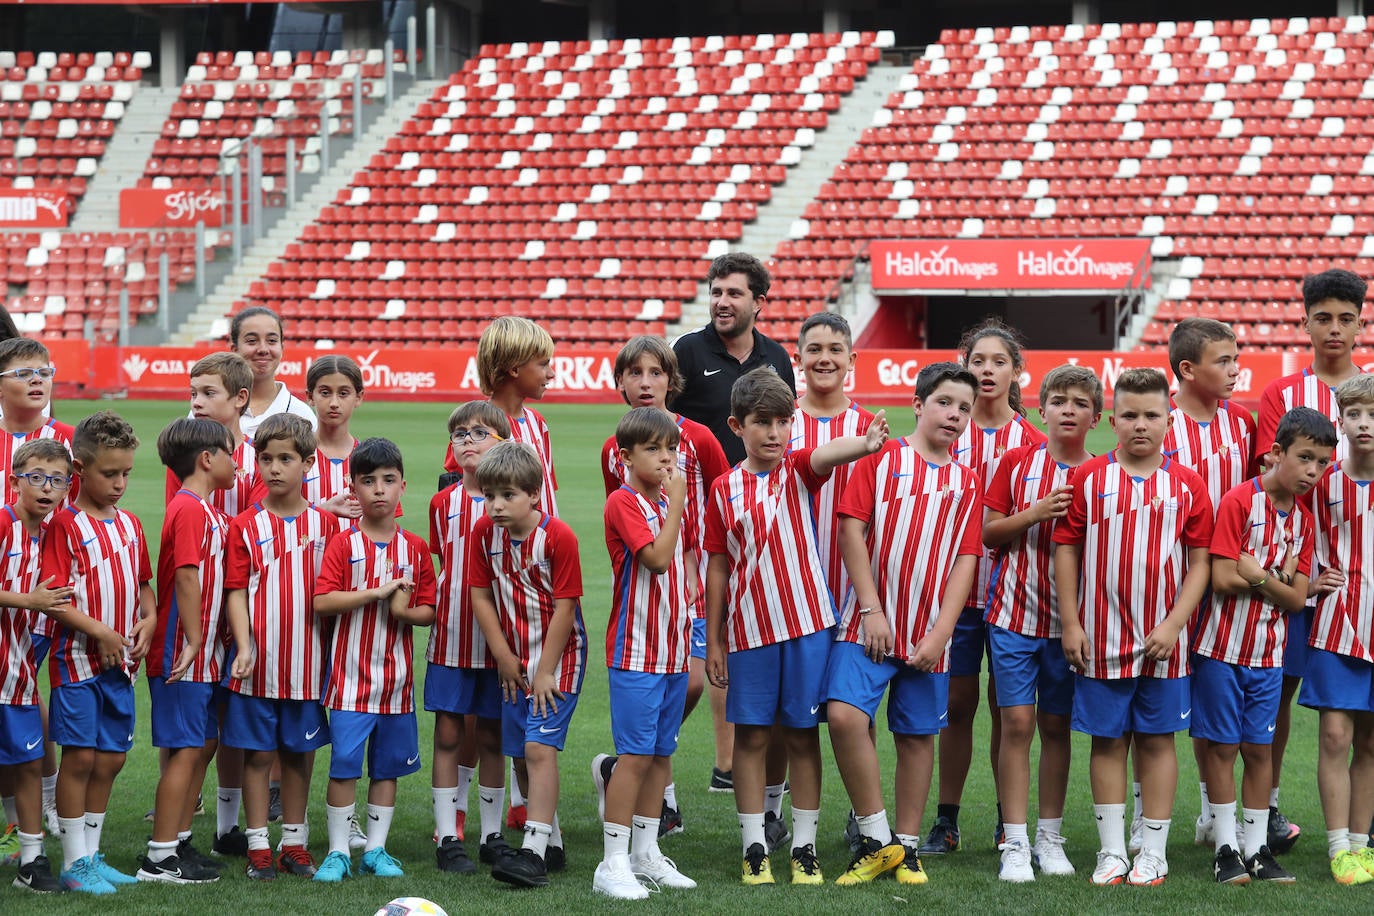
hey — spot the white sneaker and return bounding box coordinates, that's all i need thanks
[1127,850,1168,886]
[1194,814,1215,846]
[632,850,697,889]
[347,813,367,851]
[594,854,649,899]
[1032,830,1075,876]
[1127,816,1143,855]
[1091,850,1129,886]
[43,799,59,836]
[998,840,1034,882]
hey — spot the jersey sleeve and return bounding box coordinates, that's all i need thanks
[549,521,582,599]
[165,499,207,571]
[136,517,152,583]
[837,451,879,522]
[600,436,620,497]
[164,467,179,505]
[224,516,250,589]
[1052,463,1090,546]
[957,487,985,556]
[465,517,495,589]
[408,531,438,607]
[1254,380,1284,459]
[790,446,832,493]
[983,445,1022,515]
[703,478,729,555]
[534,409,558,492]
[1238,407,1261,479]
[314,531,350,595]
[604,488,656,558]
[1182,471,1215,548]
[38,512,73,588]
[1208,487,1246,561]
[1295,507,1317,577]
[245,474,267,508]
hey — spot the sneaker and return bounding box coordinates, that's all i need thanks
[1213,845,1250,885]
[144,808,155,822]
[1267,807,1300,855]
[312,850,351,883]
[492,847,548,888]
[347,812,367,851]
[479,832,511,865]
[835,835,904,886]
[42,800,58,836]
[506,804,527,830]
[843,810,863,854]
[177,838,223,871]
[1247,845,1295,883]
[741,842,773,885]
[267,785,282,823]
[1353,846,1374,875]
[245,848,276,881]
[709,767,734,793]
[89,852,136,886]
[1032,830,1075,876]
[454,810,466,842]
[436,836,476,874]
[894,848,926,885]
[277,845,317,878]
[212,826,248,857]
[790,844,823,885]
[360,846,405,877]
[60,856,115,895]
[917,816,960,856]
[999,840,1034,883]
[135,853,219,884]
[633,850,695,889]
[1127,816,1144,856]
[1331,850,1374,885]
[0,825,19,866]
[593,854,648,900]
[194,793,205,817]
[1194,814,1215,846]
[1090,851,1129,886]
[591,753,616,820]
[1127,850,1168,887]
[546,845,566,872]
[994,821,1006,850]
[12,855,62,893]
[763,811,790,854]
[659,800,683,838]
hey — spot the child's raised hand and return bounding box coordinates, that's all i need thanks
[321,492,363,519]
[663,463,687,504]
[27,576,73,612]
[865,410,890,453]
[1034,486,1074,522]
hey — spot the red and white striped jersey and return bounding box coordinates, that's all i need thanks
[952,414,1046,608]
[43,505,151,686]
[604,485,691,674]
[1309,463,1374,662]
[466,513,586,693]
[224,504,340,700]
[985,443,1079,638]
[149,490,229,683]
[838,439,982,667]
[1256,367,1352,462]
[1052,453,1214,679]
[1164,401,1257,510]
[0,419,77,508]
[165,436,263,519]
[447,406,558,514]
[317,526,437,714]
[304,441,357,507]
[1196,479,1315,668]
[703,448,835,651]
[427,483,492,669]
[0,506,42,704]
[790,402,876,610]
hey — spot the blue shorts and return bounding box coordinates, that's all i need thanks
[424,664,502,720]
[1189,656,1283,745]
[30,634,50,671]
[147,677,217,749]
[609,669,688,756]
[0,703,44,765]
[824,640,951,735]
[50,669,135,753]
[1071,674,1192,739]
[725,628,832,728]
[987,625,1074,715]
[949,606,988,676]
[502,690,580,758]
[691,618,707,660]
[1299,648,1374,713]
[1283,607,1313,678]
[221,693,331,753]
[329,710,421,780]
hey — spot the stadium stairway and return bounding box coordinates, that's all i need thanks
[170,78,445,345]
[69,87,181,232]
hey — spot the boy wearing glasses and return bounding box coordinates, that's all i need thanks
[426,402,510,872]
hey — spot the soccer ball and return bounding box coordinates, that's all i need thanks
[373,898,449,916]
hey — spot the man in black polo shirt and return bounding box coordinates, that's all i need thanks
[671,252,795,466]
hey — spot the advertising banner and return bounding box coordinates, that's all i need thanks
[871,238,1152,292]
[0,191,70,228]
[118,187,225,228]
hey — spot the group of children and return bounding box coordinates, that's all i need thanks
[1,262,1374,899]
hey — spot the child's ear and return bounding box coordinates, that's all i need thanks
[726,416,743,437]
[618,446,632,461]
[197,448,214,471]
[1176,359,1195,383]
[1269,441,1285,463]
[71,457,86,478]
[234,387,250,409]
[1089,411,1103,429]
[302,452,316,471]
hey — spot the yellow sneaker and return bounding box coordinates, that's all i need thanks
[835,836,905,886]
[790,844,823,885]
[1352,846,1374,879]
[896,848,928,885]
[742,842,774,886]
[1332,850,1374,885]
[0,824,19,867]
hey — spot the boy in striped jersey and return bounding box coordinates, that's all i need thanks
[314,438,437,882]
[0,438,75,893]
[1054,368,1214,888]
[1302,376,1374,884]
[43,411,156,894]
[1194,407,1332,885]
[984,365,1102,882]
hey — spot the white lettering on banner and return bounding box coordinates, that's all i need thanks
[163,188,222,223]
[1234,368,1253,394]
[1099,357,1128,391]
[356,350,436,393]
[0,199,36,221]
[460,358,481,391]
[1017,246,1136,281]
[150,358,190,375]
[877,358,923,388]
[884,247,999,282]
[547,355,615,391]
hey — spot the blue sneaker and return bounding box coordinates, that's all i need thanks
[360,847,404,877]
[90,852,137,886]
[60,856,116,895]
[312,850,352,883]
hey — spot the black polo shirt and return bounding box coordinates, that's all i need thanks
[670,323,796,466]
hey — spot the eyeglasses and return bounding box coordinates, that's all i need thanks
[0,367,56,381]
[451,427,502,444]
[16,472,70,490]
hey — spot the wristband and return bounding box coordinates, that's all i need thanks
[858,606,879,616]
[1250,574,1268,589]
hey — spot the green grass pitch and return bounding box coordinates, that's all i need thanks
[2,399,1345,914]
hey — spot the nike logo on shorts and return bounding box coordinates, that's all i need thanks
[25,737,41,750]
[406,754,420,765]
[305,727,321,740]
[538,724,560,734]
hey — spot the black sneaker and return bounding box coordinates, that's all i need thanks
[12,855,62,893]
[135,853,220,884]
[545,845,566,872]
[267,786,282,823]
[843,810,863,854]
[178,838,224,871]
[437,837,476,874]
[491,847,548,888]
[212,826,248,857]
[1246,845,1296,883]
[245,849,275,881]
[709,767,733,792]
[917,816,960,855]
[764,811,790,854]
[479,832,511,865]
[1213,845,1250,885]
[194,793,205,817]
[659,800,683,838]
[1267,807,1300,855]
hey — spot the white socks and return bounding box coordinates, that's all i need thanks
[738,812,764,853]
[216,787,242,838]
[246,826,270,852]
[18,830,43,867]
[478,784,505,841]
[630,814,659,862]
[1140,817,1170,859]
[1241,808,1267,859]
[326,803,354,855]
[764,784,785,820]
[1330,828,1352,858]
[58,815,86,870]
[1211,801,1238,851]
[792,807,819,851]
[1003,822,1029,846]
[432,786,459,841]
[364,804,394,852]
[84,811,105,855]
[1131,782,1142,822]
[1094,803,1127,857]
[522,819,551,857]
[603,822,630,860]
[856,810,892,845]
[455,766,475,815]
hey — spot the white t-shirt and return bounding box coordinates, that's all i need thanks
[188,380,317,438]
